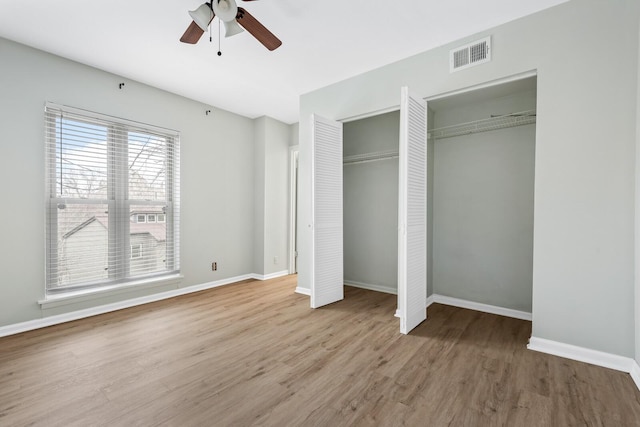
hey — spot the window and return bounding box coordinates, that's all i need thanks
[130,244,143,259]
[147,214,156,223]
[45,103,180,294]
[157,214,166,223]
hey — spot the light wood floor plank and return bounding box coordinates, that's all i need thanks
[1,276,639,426]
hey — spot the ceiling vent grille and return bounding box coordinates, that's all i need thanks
[450,36,491,73]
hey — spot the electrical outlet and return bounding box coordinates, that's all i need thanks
[212,262,217,271]
[274,256,278,265]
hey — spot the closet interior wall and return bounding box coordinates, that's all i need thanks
[430,84,537,313]
[343,111,400,295]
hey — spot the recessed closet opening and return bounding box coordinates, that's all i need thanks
[343,111,400,296]
[427,75,537,316]
[311,75,536,333]
[339,75,536,319]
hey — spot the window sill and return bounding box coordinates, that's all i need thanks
[38,274,183,310]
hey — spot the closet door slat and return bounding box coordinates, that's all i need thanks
[398,87,428,334]
[310,114,344,308]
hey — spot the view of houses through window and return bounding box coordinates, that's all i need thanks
[45,104,180,293]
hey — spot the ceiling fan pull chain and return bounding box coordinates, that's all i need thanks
[217,19,222,56]
[209,1,214,44]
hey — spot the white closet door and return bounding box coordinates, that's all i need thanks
[398,87,428,334]
[310,114,344,308]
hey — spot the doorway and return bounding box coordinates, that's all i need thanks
[310,88,428,334]
[427,75,536,315]
[309,74,536,333]
[343,110,400,295]
[289,145,299,275]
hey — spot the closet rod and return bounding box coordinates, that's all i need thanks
[343,150,399,165]
[429,109,536,140]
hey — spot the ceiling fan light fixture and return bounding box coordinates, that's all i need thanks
[189,3,214,31]
[224,20,244,37]
[211,0,238,22]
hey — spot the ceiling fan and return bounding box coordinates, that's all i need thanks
[180,0,282,51]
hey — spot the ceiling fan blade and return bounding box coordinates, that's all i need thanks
[180,21,205,44]
[236,7,282,51]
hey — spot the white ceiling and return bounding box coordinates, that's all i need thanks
[0,0,567,124]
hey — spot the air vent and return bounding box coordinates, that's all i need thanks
[450,36,491,73]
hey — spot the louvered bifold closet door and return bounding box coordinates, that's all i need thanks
[398,87,428,334]
[311,114,344,308]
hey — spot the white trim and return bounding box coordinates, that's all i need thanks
[630,361,640,391]
[527,337,636,373]
[1,273,279,338]
[426,294,435,307]
[425,70,538,102]
[39,274,184,309]
[295,287,311,296]
[289,145,299,275]
[339,105,400,124]
[635,30,640,395]
[336,71,537,139]
[344,281,397,295]
[431,294,532,321]
[252,270,289,281]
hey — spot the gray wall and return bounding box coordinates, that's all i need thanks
[343,111,399,293]
[432,125,535,312]
[254,119,267,274]
[431,90,536,312]
[262,117,291,275]
[0,37,292,327]
[289,123,300,147]
[636,21,640,367]
[298,1,639,358]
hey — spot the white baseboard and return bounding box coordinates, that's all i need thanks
[295,287,311,296]
[631,361,640,391]
[302,290,529,322]
[252,270,289,281]
[527,336,635,373]
[0,272,283,338]
[426,294,435,307]
[344,281,397,295]
[431,294,532,321]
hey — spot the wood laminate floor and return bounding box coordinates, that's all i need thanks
[1,275,639,426]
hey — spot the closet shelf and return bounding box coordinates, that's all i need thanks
[343,149,399,165]
[429,109,536,140]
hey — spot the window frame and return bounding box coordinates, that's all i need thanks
[44,102,180,295]
[130,243,143,259]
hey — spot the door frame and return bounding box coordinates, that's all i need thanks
[289,145,299,274]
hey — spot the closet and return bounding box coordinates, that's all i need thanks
[343,111,400,296]
[310,77,535,333]
[428,76,536,314]
[310,88,427,334]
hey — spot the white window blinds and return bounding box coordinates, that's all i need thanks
[44,103,180,294]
